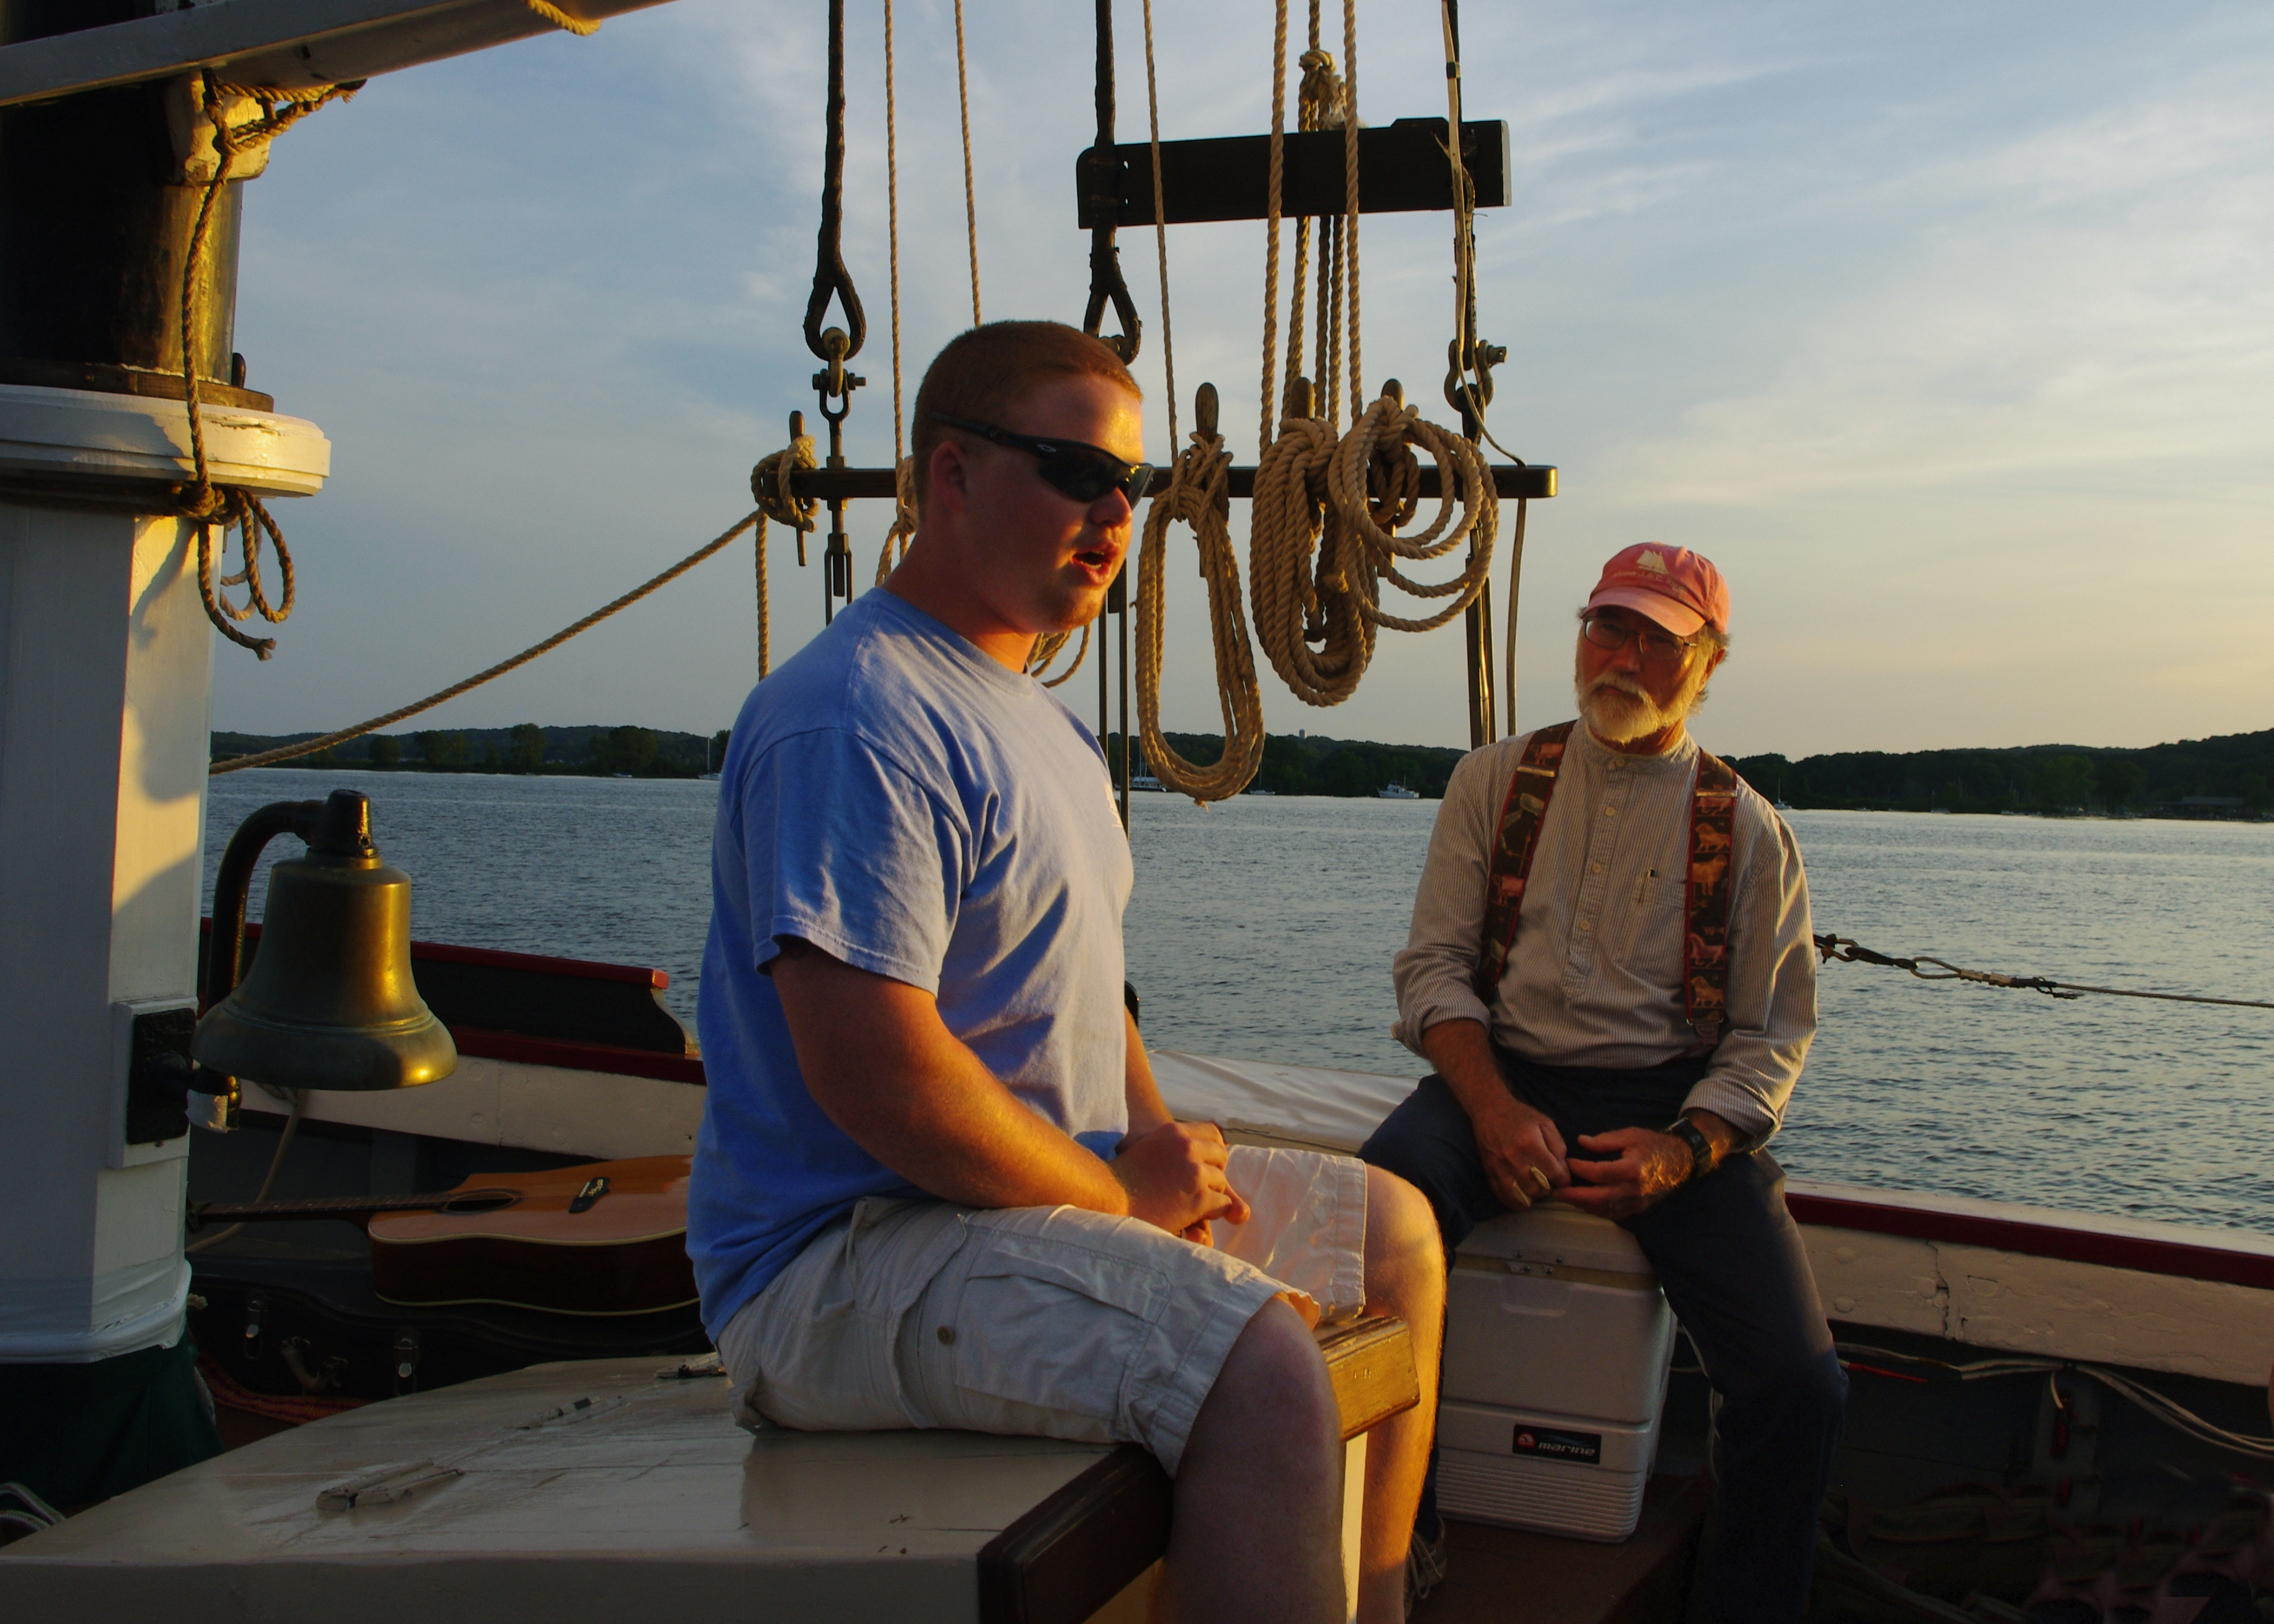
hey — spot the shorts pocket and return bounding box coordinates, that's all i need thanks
[951,1230,1170,1422]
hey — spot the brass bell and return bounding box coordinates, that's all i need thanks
[193,790,456,1093]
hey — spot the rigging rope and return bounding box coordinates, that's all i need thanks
[953,0,982,324]
[208,506,763,774]
[175,73,357,660]
[1814,934,2274,1011]
[523,0,598,35]
[1140,0,1175,445]
[883,0,905,459]
[1136,398,1266,801]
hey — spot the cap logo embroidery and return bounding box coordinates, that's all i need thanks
[1637,549,1668,574]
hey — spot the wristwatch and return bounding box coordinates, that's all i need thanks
[1666,1116,1716,1182]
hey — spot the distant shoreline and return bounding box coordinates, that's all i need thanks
[211,720,2272,816]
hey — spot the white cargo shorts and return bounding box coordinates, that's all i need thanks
[717,1145,1367,1476]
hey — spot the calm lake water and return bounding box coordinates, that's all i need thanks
[205,770,2274,1236]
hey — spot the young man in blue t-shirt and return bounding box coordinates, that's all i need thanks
[690,321,1443,1623]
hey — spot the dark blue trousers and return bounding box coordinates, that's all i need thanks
[1359,1057,1846,1624]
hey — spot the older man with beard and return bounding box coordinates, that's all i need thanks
[1359,544,1842,1624]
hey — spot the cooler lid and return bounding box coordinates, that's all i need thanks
[1456,1204,1653,1275]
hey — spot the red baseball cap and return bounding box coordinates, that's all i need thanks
[1585,544,1729,637]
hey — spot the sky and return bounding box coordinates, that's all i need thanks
[215,0,2274,758]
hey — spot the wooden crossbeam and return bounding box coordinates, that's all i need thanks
[1076,118,1509,229]
[788,462,1556,504]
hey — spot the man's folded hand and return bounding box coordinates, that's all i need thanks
[1112,1120,1252,1237]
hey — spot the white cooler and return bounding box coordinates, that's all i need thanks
[1435,1203,1676,1542]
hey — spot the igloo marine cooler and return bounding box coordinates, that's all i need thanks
[1435,1202,1676,1541]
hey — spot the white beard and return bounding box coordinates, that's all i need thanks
[1575,650,1712,745]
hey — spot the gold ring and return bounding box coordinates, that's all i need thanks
[1525,1166,1552,1193]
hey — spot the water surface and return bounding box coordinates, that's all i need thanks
[205,771,2274,1235]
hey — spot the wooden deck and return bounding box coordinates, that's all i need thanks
[1414,1474,1714,1624]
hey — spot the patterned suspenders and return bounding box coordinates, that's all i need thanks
[1472,722,1739,1051]
[1470,723,1575,1004]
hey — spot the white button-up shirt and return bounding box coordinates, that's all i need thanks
[1392,722,1817,1144]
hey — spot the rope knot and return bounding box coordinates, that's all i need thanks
[751,437,820,532]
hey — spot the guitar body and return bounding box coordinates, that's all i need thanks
[368,1156,696,1316]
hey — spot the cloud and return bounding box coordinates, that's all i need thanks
[211,0,2274,760]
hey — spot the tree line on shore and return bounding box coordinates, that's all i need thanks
[209,721,2273,816]
[209,724,730,780]
[1726,728,2273,816]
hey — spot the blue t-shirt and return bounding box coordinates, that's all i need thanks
[688,589,1135,1340]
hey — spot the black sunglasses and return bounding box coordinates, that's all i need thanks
[929,414,1154,508]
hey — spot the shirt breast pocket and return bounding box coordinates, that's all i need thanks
[1615,871,1689,963]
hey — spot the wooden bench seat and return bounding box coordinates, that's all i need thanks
[0,1319,1418,1624]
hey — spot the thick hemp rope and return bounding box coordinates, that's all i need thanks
[953,0,982,324]
[1329,388,1496,632]
[1250,393,1372,706]
[523,0,599,36]
[1135,403,1265,802]
[175,73,357,659]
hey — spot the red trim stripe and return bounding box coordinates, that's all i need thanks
[1786,1188,2274,1293]
[447,1027,706,1085]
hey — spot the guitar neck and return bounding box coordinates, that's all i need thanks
[190,1188,518,1226]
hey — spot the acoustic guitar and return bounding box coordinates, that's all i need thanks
[190,1155,696,1317]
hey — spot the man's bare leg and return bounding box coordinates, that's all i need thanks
[1160,1297,1345,1624]
[1354,1166,1447,1624]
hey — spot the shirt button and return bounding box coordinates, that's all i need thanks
[1608,759,1624,771]
[1604,806,1617,817]
[1578,919,1592,931]
[1589,863,1602,874]
[937,1326,956,1345]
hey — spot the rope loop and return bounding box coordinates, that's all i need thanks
[172,72,356,660]
[1136,413,1264,802]
[1326,391,1497,633]
[1251,407,1372,706]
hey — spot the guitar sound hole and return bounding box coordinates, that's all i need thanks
[438,1189,520,1214]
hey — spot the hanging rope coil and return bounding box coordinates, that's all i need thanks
[1136,404,1265,802]
[1250,400,1372,706]
[175,72,356,659]
[1328,390,1497,633]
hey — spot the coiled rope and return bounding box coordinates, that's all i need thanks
[1250,400,1369,705]
[175,73,358,660]
[1247,3,1493,718]
[1328,389,1496,633]
[1136,401,1265,801]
